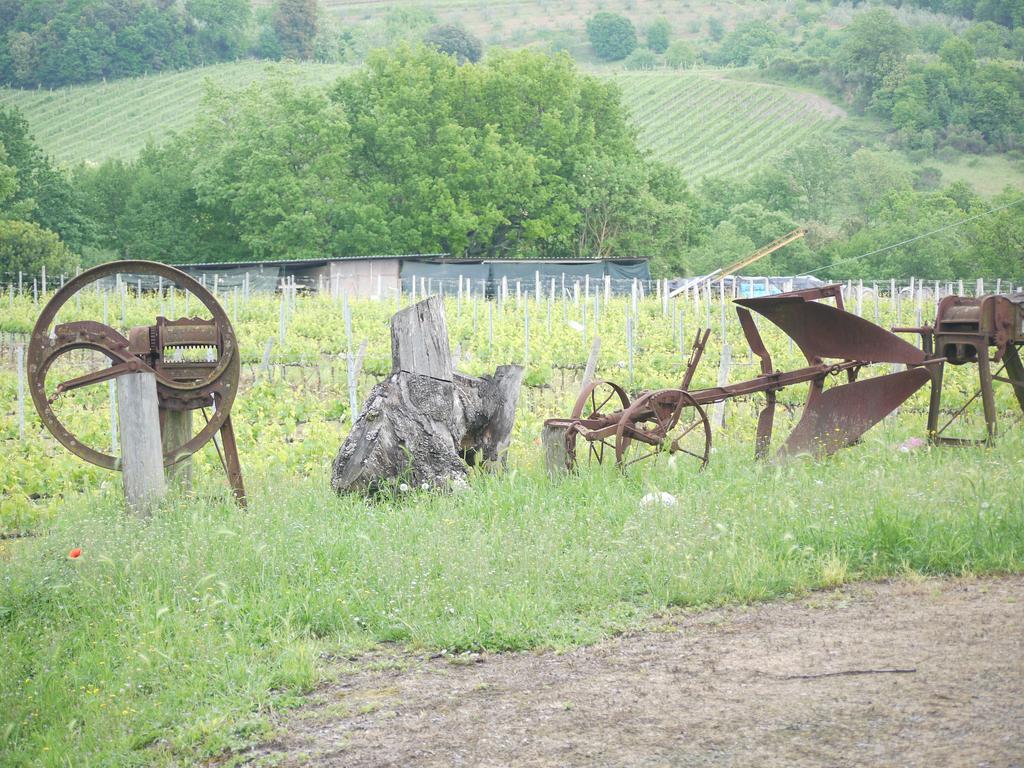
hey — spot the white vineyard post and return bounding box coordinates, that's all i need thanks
[712,343,732,430]
[524,304,530,366]
[16,345,25,440]
[548,278,554,333]
[626,313,634,389]
[343,291,353,354]
[278,284,287,346]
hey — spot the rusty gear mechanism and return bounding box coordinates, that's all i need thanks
[27,260,246,504]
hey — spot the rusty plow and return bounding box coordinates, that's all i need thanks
[544,284,942,473]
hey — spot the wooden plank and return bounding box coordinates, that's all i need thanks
[116,371,166,516]
[541,423,570,476]
[391,296,452,380]
[162,410,192,489]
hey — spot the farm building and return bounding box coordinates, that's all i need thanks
[178,254,652,297]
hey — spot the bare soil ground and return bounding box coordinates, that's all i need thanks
[242,577,1024,767]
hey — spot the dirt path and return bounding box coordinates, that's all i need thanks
[244,577,1024,767]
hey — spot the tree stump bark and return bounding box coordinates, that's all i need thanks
[331,297,523,495]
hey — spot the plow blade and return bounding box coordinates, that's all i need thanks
[779,367,931,458]
[736,296,926,366]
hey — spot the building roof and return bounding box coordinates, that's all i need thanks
[183,254,648,271]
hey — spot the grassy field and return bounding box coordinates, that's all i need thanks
[2,431,1023,765]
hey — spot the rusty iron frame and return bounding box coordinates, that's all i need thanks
[894,292,1024,445]
[545,284,942,472]
[27,260,246,505]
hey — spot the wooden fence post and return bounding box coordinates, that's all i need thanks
[116,371,166,516]
[162,411,192,489]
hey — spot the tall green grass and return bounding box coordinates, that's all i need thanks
[2,426,1022,765]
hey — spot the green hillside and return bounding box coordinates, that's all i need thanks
[0,60,841,178]
[614,70,842,178]
[0,61,350,167]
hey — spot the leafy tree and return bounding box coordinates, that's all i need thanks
[713,21,781,66]
[835,9,913,107]
[0,0,256,87]
[972,189,1024,275]
[623,48,658,70]
[773,138,850,221]
[585,12,638,61]
[175,47,687,266]
[0,218,77,276]
[646,18,671,54]
[707,17,726,42]
[915,21,954,53]
[0,107,84,249]
[423,24,483,63]
[186,0,252,62]
[665,40,698,69]
[939,37,977,79]
[273,0,320,60]
[0,144,21,215]
[847,147,914,224]
[964,20,1010,57]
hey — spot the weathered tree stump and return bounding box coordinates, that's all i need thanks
[331,297,523,495]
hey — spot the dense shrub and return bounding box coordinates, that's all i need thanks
[586,12,638,61]
[624,48,659,70]
[423,24,484,63]
[646,18,671,54]
[665,40,698,69]
[0,219,77,276]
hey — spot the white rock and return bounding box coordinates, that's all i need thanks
[640,491,678,509]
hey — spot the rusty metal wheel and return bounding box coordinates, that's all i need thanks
[614,388,711,471]
[564,379,630,470]
[26,261,240,470]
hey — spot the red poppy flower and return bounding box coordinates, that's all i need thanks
[68,548,82,559]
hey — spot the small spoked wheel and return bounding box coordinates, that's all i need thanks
[564,379,630,470]
[614,388,711,471]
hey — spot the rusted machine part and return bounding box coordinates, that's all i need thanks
[543,282,940,473]
[897,293,1024,444]
[553,379,631,470]
[735,293,926,367]
[777,367,932,457]
[614,389,711,470]
[680,328,711,391]
[27,260,246,505]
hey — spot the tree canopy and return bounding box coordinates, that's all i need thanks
[423,24,483,63]
[586,13,638,61]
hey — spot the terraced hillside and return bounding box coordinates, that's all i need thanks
[614,71,843,178]
[0,60,843,179]
[0,61,349,167]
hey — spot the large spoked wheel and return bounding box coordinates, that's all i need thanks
[614,388,711,472]
[565,379,630,470]
[26,261,240,470]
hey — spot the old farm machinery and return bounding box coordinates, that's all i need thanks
[544,284,941,472]
[896,292,1024,444]
[26,261,246,504]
